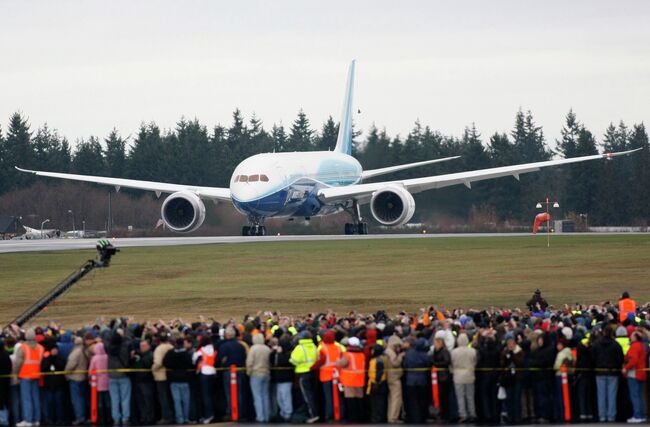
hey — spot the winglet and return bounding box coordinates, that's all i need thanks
[334,60,356,156]
[15,166,36,174]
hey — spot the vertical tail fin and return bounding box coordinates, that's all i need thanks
[334,60,356,155]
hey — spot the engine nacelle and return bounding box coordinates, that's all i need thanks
[369,186,416,226]
[161,191,206,233]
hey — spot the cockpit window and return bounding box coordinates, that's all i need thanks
[239,175,248,183]
[235,174,269,183]
[249,174,259,182]
[260,174,269,182]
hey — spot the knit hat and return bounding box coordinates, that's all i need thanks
[561,327,573,341]
[615,326,628,337]
[348,337,361,347]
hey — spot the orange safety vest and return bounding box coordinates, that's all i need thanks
[19,343,44,380]
[340,351,365,388]
[319,343,342,382]
[197,347,216,372]
[619,298,637,322]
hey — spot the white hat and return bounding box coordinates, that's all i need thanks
[348,337,361,347]
[561,327,573,341]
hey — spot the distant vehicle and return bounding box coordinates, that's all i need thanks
[12,225,61,240]
[17,61,641,236]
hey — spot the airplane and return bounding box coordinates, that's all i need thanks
[17,60,641,236]
[13,225,61,240]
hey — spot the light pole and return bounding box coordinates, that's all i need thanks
[40,219,50,239]
[536,197,560,248]
[579,213,589,231]
[68,210,76,238]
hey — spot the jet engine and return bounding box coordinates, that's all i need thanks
[369,186,416,226]
[161,191,206,233]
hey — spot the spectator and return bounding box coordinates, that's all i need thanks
[313,330,344,422]
[15,328,44,427]
[218,327,247,421]
[107,331,132,426]
[476,332,500,423]
[163,338,194,425]
[65,336,89,426]
[152,333,174,425]
[623,331,647,423]
[526,289,549,312]
[575,333,595,421]
[0,339,12,427]
[501,334,525,424]
[270,337,293,422]
[89,342,110,426]
[246,333,271,423]
[403,337,431,424]
[193,336,216,424]
[528,332,555,422]
[366,344,388,423]
[432,331,452,422]
[451,333,477,422]
[553,338,573,421]
[384,335,404,424]
[592,325,625,422]
[336,336,365,423]
[619,291,637,323]
[6,337,21,427]
[40,339,66,425]
[131,340,156,426]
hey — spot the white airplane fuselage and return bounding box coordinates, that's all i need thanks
[230,151,362,219]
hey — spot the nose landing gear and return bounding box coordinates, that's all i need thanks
[242,217,267,236]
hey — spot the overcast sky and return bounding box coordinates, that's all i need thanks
[1,1,649,149]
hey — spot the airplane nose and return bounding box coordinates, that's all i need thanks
[231,183,261,202]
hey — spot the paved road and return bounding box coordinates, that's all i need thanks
[0,232,646,254]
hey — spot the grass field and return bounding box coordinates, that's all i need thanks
[1,235,649,327]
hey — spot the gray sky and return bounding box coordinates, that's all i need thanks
[1,1,649,149]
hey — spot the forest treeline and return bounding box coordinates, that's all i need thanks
[0,108,648,231]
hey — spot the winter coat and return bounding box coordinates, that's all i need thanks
[107,334,131,379]
[451,334,477,384]
[432,346,451,383]
[624,340,647,381]
[131,350,154,383]
[246,334,271,377]
[65,337,89,381]
[89,343,109,392]
[57,332,74,360]
[528,337,556,381]
[553,347,574,376]
[500,345,525,385]
[152,341,173,381]
[41,352,67,389]
[0,348,11,409]
[163,348,194,383]
[403,338,431,386]
[384,335,404,383]
[592,336,624,376]
[270,340,293,383]
[219,338,247,367]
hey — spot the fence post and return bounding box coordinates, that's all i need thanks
[229,365,239,421]
[561,364,571,422]
[431,366,440,410]
[90,368,98,424]
[332,369,341,421]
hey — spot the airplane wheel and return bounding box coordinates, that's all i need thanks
[357,223,368,235]
[242,226,250,236]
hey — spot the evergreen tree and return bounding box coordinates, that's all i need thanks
[2,112,34,191]
[128,123,165,181]
[287,110,314,152]
[271,123,288,153]
[72,136,105,175]
[104,128,127,177]
[316,116,338,151]
[628,123,650,222]
[557,109,580,157]
[32,123,70,172]
[570,126,600,218]
[599,122,633,224]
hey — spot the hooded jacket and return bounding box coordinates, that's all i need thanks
[107,333,131,379]
[270,339,294,383]
[246,334,271,377]
[624,340,647,381]
[163,346,194,383]
[451,333,477,384]
[65,337,89,382]
[57,332,74,360]
[152,340,174,381]
[384,335,404,382]
[403,338,432,386]
[592,335,624,376]
[89,343,109,392]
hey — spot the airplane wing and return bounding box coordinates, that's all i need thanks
[361,155,461,180]
[319,148,642,204]
[15,167,231,201]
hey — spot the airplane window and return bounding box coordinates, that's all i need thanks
[249,174,259,182]
[260,174,269,182]
[234,175,240,182]
[239,175,248,183]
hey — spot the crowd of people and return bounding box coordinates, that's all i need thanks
[0,290,649,425]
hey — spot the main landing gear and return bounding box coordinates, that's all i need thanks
[343,201,369,235]
[242,217,266,236]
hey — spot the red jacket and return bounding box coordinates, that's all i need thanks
[624,340,647,381]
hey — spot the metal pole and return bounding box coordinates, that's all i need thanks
[546,197,550,248]
[108,192,112,235]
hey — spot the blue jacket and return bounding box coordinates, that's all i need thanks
[218,338,246,367]
[403,338,432,386]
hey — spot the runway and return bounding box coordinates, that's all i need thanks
[0,232,646,253]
